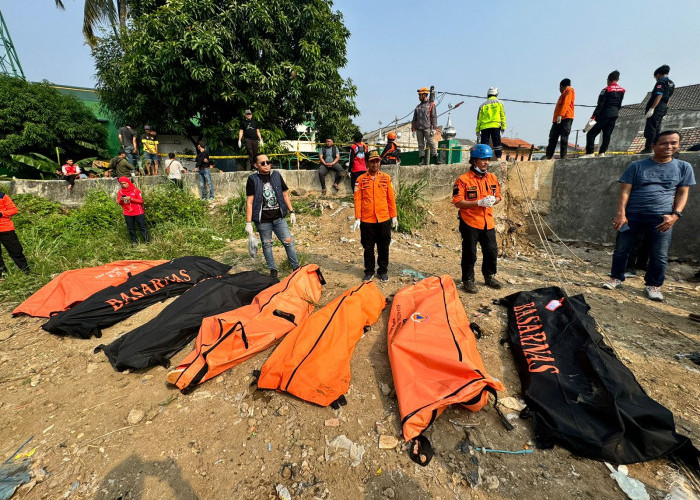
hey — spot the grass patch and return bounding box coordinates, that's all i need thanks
[395,178,428,233]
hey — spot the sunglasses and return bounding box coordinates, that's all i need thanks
[258,160,272,166]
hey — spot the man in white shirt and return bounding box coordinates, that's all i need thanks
[165,153,187,189]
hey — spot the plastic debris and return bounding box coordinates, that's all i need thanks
[605,463,649,500]
[499,397,527,412]
[401,269,425,280]
[474,447,533,455]
[0,460,31,500]
[325,434,365,466]
[276,484,292,500]
[248,234,259,258]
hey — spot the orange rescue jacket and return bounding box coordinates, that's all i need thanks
[170,264,325,392]
[387,275,505,441]
[452,169,501,230]
[257,281,386,406]
[553,86,575,121]
[354,171,397,223]
[0,193,18,232]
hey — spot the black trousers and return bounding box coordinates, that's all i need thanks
[170,178,183,189]
[545,118,573,158]
[350,170,365,192]
[459,219,497,283]
[318,164,344,190]
[360,220,391,275]
[0,230,30,274]
[245,138,259,169]
[643,106,667,150]
[124,214,149,243]
[479,128,503,158]
[585,117,617,154]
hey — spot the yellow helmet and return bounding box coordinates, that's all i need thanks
[417,87,430,94]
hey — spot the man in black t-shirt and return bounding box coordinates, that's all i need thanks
[245,154,298,278]
[118,124,138,170]
[238,109,264,169]
[641,65,675,153]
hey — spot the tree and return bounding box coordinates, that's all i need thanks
[54,0,128,46]
[0,76,107,177]
[92,0,359,149]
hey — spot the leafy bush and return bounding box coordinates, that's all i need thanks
[223,189,248,240]
[142,183,207,228]
[396,178,428,233]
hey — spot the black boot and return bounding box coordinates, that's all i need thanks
[432,155,439,165]
[462,280,478,294]
[484,275,503,289]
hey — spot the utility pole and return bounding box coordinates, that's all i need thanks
[0,10,24,78]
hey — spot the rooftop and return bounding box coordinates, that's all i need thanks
[618,83,700,117]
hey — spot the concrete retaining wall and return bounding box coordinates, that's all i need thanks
[8,154,698,259]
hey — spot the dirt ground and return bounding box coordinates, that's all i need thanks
[1,194,699,500]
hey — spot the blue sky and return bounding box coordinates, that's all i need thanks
[3,0,699,145]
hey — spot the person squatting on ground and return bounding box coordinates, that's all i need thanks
[109,150,134,178]
[238,109,263,169]
[117,177,150,245]
[195,142,215,200]
[165,152,186,189]
[602,131,695,301]
[452,144,503,294]
[118,123,139,170]
[412,87,438,165]
[57,159,81,191]
[142,127,160,175]
[245,154,298,279]
[318,138,342,195]
[545,79,575,159]
[583,71,625,157]
[476,87,506,160]
[0,190,30,277]
[381,131,401,165]
[641,65,675,154]
[348,132,369,192]
[352,150,398,283]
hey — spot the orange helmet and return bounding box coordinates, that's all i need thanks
[387,131,397,140]
[417,87,430,94]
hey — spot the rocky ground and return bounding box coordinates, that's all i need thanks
[0,195,698,500]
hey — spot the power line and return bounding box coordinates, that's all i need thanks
[440,91,596,108]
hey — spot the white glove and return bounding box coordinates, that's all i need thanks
[351,219,361,232]
[245,222,254,236]
[477,196,496,208]
[289,212,296,226]
[259,138,264,147]
[556,116,562,124]
[430,129,435,137]
[391,217,398,230]
[238,140,242,148]
[645,108,655,118]
[411,131,416,139]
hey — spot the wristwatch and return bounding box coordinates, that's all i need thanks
[672,209,683,218]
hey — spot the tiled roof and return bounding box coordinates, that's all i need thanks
[501,137,534,149]
[628,126,700,152]
[619,83,700,117]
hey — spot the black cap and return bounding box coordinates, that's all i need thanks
[560,78,571,87]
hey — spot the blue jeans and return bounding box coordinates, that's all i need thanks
[610,214,672,287]
[256,218,299,272]
[124,145,138,169]
[198,168,214,199]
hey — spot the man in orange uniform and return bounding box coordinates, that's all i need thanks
[0,189,30,277]
[545,78,575,159]
[452,144,502,293]
[352,151,398,282]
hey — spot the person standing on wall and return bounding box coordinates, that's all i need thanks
[0,189,30,277]
[118,123,139,171]
[195,142,215,200]
[245,154,298,279]
[348,132,369,192]
[602,130,694,302]
[640,65,675,154]
[476,87,506,160]
[452,144,503,294]
[582,71,625,158]
[142,128,160,176]
[238,109,263,170]
[352,150,398,283]
[545,79,575,159]
[412,87,438,165]
[318,137,342,195]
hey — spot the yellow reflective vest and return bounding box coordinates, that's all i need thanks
[476,96,506,133]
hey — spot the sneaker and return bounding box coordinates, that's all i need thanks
[484,275,503,289]
[623,270,637,278]
[270,269,279,279]
[362,273,374,281]
[462,280,478,294]
[602,278,622,289]
[645,285,664,301]
[321,189,327,196]
[578,154,595,159]
[378,273,389,282]
[597,153,607,157]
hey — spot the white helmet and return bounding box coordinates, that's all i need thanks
[487,87,499,96]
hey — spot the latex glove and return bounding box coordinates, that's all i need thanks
[391,217,398,230]
[477,196,495,208]
[245,222,254,236]
[485,195,496,205]
[289,212,296,226]
[645,108,655,118]
[351,219,361,232]
[430,129,435,137]
[259,138,264,147]
[411,131,416,139]
[238,139,242,148]
[556,116,562,124]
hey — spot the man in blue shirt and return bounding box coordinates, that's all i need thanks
[640,65,674,154]
[603,131,695,301]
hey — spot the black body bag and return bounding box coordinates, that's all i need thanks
[95,271,277,371]
[498,286,699,466]
[42,256,231,339]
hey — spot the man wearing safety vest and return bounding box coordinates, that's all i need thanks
[381,131,401,165]
[352,150,398,282]
[476,87,506,160]
[348,132,369,192]
[452,144,503,293]
[545,78,575,159]
[411,87,438,165]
